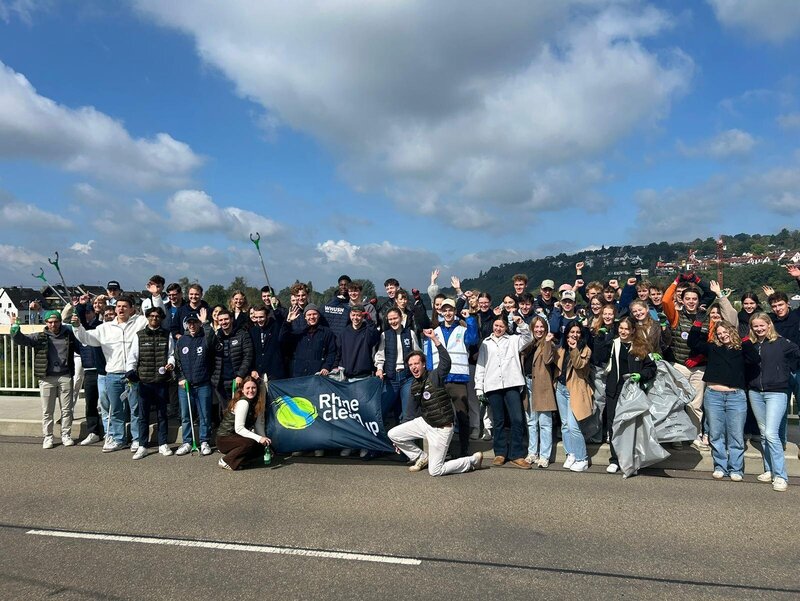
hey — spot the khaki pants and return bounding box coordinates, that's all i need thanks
[672,363,705,434]
[40,375,74,439]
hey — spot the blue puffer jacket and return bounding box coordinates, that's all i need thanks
[174,326,214,385]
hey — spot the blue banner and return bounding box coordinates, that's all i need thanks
[267,375,394,453]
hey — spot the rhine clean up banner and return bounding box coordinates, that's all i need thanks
[266,375,394,453]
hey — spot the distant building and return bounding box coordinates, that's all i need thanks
[0,287,48,325]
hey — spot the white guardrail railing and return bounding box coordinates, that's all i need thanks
[0,328,798,417]
[1,327,41,392]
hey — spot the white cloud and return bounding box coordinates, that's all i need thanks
[0,60,203,188]
[777,112,800,129]
[0,0,42,24]
[316,240,363,265]
[677,129,756,159]
[0,244,47,268]
[0,191,72,228]
[708,0,800,43]
[165,189,282,241]
[70,240,95,255]
[137,1,692,229]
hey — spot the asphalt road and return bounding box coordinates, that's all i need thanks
[0,436,796,600]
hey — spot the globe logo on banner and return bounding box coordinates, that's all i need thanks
[275,396,318,430]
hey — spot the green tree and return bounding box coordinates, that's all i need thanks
[204,284,227,308]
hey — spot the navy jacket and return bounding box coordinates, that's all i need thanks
[337,321,380,378]
[250,314,287,380]
[174,325,214,386]
[283,323,337,377]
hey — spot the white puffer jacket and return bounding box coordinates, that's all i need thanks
[474,322,532,395]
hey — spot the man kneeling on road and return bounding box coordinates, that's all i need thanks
[388,329,483,476]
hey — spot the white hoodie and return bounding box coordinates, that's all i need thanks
[474,322,533,396]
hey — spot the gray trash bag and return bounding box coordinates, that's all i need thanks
[647,361,699,443]
[580,365,606,443]
[611,378,670,477]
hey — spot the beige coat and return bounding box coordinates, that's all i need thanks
[528,340,557,412]
[551,345,594,421]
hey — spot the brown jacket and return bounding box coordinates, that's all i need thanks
[551,345,594,421]
[528,340,557,412]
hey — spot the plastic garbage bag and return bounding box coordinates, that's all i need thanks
[647,362,699,443]
[580,365,606,443]
[612,378,670,477]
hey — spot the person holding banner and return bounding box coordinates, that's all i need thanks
[388,329,483,476]
[216,376,270,470]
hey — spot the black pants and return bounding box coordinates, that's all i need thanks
[445,382,470,457]
[606,394,619,464]
[138,381,169,447]
[83,370,104,436]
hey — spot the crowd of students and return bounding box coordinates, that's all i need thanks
[9,264,800,489]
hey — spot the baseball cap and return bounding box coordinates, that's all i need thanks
[106,280,121,290]
[540,279,555,290]
[561,290,576,302]
[440,299,456,309]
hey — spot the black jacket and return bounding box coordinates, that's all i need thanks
[283,322,337,377]
[747,337,800,392]
[604,339,657,400]
[689,326,759,389]
[337,321,380,378]
[209,326,254,385]
[250,314,287,380]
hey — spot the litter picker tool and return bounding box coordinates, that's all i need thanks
[249,232,272,289]
[183,381,199,455]
[32,267,68,304]
[48,251,88,297]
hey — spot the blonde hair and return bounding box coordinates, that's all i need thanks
[711,319,742,350]
[749,312,778,342]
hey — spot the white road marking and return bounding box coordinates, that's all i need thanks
[27,529,421,566]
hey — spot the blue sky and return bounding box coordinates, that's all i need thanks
[0,0,799,293]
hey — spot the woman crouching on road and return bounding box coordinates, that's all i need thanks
[474,315,533,469]
[689,319,759,481]
[747,313,799,492]
[550,322,593,472]
[216,376,270,470]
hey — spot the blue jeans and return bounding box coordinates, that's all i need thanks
[525,377,552,459]
[98,374,109,433]
[487,387,526,460]
[105,373,140,445]
[381,370,413,423]
[749,390,788,481]
[703,388,747,476]
[178,382,213,444]
[555,383,587,461]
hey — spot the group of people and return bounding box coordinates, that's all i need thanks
[9,264,800,489]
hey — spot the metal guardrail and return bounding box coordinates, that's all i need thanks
[0,330,798,416]
[1,333,38,391]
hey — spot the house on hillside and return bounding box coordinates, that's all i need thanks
[0,287,48,325]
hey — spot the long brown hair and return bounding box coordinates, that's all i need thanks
[226,376,266,417]
[712,319,742,350]
[618,316,650,360]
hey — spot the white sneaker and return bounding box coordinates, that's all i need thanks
[61,436,75,447]
[757,471,773,483]
[562,454,576,469]
[80,433,101,446]
[200,442,212,456]
[175,443,191,456]
[314,449,325,457]
[730,473,743,482]
[218,457,232,470]
[525,454,538,464]
[359,449,369,458]
[409,453,429,472]
[470,452,483,470]
[570,459,589,472]
[537,458,550,469]
[606,463,619,474]
[42,436,54,450]
[712,470,725,479]
[130,441,140,453]
[158,444,173,456]
[340,448,353,457]
[773,477,788,492]
[102,440,126,453]
[132,446,147,460]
